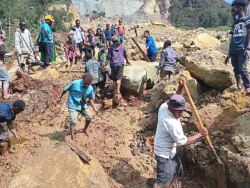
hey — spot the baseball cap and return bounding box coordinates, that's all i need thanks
[232,0,247,6]
[112,36,119,42]
[167,95,186,111]
[45,15,55,22]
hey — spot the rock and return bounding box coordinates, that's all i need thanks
[103,99,113,109]
[155,41,164,51]
[122,61,158,94]
[231,113,250,152]
[182,49,235,90]
[193,33,221,49]
[8,145,110,188]
[181,71,201,101]
[30,68,60,80]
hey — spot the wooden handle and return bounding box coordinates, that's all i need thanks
[183,83,223,164]
[131,37,151,62]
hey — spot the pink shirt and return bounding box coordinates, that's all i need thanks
[117,24,125,35]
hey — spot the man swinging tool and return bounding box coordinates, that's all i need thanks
[154,79,209,188]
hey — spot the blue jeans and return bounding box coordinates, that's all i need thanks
[231,52,250,89]
[155,155,183,187]
[43,43,53,68]
[118,35,124,43]
[147,52,157,62]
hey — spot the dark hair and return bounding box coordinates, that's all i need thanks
[106,24,110,27]
[75,19,80,23]
[83,73,93,81]
[85,49,93,60]
[144,30,150,34]
[163,40,171,48]
[13,100,26,111]
[19,20,26,25]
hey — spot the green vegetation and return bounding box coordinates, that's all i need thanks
[169,0,232,29]
[0,0,72,32]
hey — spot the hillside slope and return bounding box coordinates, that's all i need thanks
[169,0,232,28]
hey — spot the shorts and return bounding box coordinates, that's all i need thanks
[147,53,157,62]
[68,50,76,60]
[118,35,124,43]
[155,154,183,187]
[20,53,35,65]
[110,63,124,81]
[68,108,93,128]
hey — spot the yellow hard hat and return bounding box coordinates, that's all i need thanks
[45,15,55,22]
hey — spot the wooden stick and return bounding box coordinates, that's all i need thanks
[131,37,151,62]
[183,84,223,164]
[65,137,91,164]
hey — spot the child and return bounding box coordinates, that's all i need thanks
[64,32,77,68]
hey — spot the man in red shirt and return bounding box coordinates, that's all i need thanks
[117,20,125,44]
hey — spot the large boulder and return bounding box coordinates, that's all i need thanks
[8,145,110,188]
[150,70,201,109]
[122,61,158,94]
[192,33,221,49]
[182,49,235,90]
[231,113,250,152]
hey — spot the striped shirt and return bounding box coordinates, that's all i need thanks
[159,47,180,73]
[229,16,250,54]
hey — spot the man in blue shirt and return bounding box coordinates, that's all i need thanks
[58,73,97,140]
[225,0,250,92]
[104,24,113,47]
[0,100,26,158]
[143,30,158,62]
[40,15,54,68]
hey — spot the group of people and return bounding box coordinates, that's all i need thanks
[2,1,250,187]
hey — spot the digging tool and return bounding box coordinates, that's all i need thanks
[131,37,151,62]
[65,137,91,164]
[134,26,138,37]
[183,83,227,188]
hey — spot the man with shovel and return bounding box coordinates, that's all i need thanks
[154,79,209,188]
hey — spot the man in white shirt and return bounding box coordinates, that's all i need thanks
[72,19,85,59]
[15,21,35,74]
[154,79,208,188]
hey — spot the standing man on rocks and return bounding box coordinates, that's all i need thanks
[117,20,125,44]
[143,30,158,62]
[107,36,129,94]
[154,79,208,188]
[225,0,250,92]
[58,73,98,140]
[39,15,54,69]
[72,19,85,59]
[15,20,35,74]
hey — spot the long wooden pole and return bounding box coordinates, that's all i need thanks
[183,84,223,164]
[131,37,151,62]
[183,83,227,188]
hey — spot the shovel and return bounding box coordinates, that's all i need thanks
[183,83,227,188]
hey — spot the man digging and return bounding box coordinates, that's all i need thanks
[58,73,98,140]
[154,79,208,188]
[0,100,26,159]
